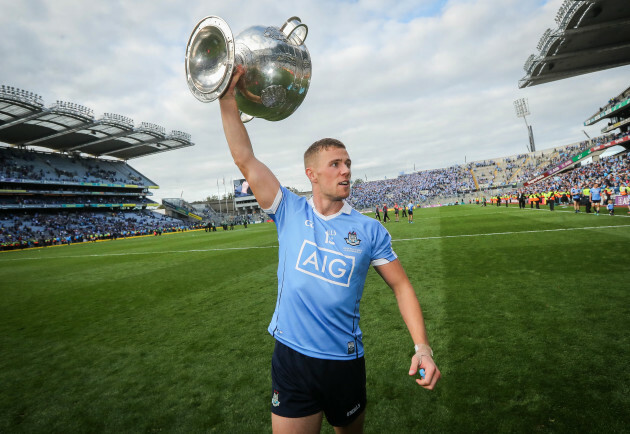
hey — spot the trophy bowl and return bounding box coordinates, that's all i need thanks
[185,16,312,122]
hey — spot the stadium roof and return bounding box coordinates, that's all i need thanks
[519,0,630,88]
[0,85,194,160]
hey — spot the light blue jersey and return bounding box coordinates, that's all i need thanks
[591,187,601,201]
[571,188,581,199]
[265,186,397,360]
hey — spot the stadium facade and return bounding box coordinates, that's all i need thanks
[0,85,200,250]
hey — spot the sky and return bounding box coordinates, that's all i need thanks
[1,0,628,202]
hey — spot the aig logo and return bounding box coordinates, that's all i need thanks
[295,240,355,287]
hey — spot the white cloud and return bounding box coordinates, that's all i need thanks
[1,0,628,201]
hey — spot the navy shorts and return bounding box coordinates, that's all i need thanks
[270,341,366,427]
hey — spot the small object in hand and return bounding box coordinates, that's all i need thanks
[419,369,426,379]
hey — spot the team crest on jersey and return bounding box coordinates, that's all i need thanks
[344,231,361,246]
[272,390,280,407]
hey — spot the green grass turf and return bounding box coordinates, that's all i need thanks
[1,205,629,433]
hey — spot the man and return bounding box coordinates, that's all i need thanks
[547,190,555,211]
[407,200,414,223]
[518,190,526,209]
[382,203,390,223]
[570,184,581,213]
[219,67,439,434]
[583,185,591,213]
[590,182,602,215]
[394,203,400,222]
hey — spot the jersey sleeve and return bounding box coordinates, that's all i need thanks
[263,186,284,216]
[370,223,397,266]
[263,186,299,229]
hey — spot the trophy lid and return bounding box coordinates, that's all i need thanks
[185,16,235,102]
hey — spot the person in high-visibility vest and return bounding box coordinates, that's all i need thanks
[583,186,591,213]
[547,191,556,211]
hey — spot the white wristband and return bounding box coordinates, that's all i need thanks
[414,344,433,358]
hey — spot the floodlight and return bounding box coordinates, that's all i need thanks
[514,97,536,152]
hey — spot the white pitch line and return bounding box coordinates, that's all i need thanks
[0,245,278,261]
[392,223,630,242]
[2,224,629,262]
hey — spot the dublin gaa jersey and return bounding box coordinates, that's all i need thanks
[265,186,397,360]
[590,187,601,200]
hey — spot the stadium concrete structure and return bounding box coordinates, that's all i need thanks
[519,0,630,88]
[0,85,193,159]
[0,85,203,241]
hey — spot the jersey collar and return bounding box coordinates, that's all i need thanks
[307,197,352,221]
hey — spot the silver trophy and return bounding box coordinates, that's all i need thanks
[185,16,311,122]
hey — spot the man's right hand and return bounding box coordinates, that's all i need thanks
[220,65,245,104]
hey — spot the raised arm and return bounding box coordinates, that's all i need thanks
[218,66,280,209]
[374,259,441,390]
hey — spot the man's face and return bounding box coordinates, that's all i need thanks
[309,147,352,200]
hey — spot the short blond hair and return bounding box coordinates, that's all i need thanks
[304,138,346,169]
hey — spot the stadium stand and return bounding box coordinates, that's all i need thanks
[349,76,630,210]
[0,86,202,251]
[0,210,189,250]
[0,146,157,210]
[348,129,630,211]
[162,198,203,222]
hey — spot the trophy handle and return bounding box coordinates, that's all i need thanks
[280,17,308,46]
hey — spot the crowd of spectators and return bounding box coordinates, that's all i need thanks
[0,210,198,250]
[347,131,630,210]
[0,146,150,186]
[0,195,154,207]
[598,90,630,114]
[513,151,630,196]
[348,165,474,209]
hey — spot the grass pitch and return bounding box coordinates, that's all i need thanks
[1,205,629,433]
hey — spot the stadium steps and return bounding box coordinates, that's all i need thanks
[470,169,479,189]
[507,166,522,184]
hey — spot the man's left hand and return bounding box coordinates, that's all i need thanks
[409,353,441,390]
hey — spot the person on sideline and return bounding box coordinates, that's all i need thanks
[219,67,439,434]
[571,184,581,213]
[590,183,602,215]
[382,203,390,223]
